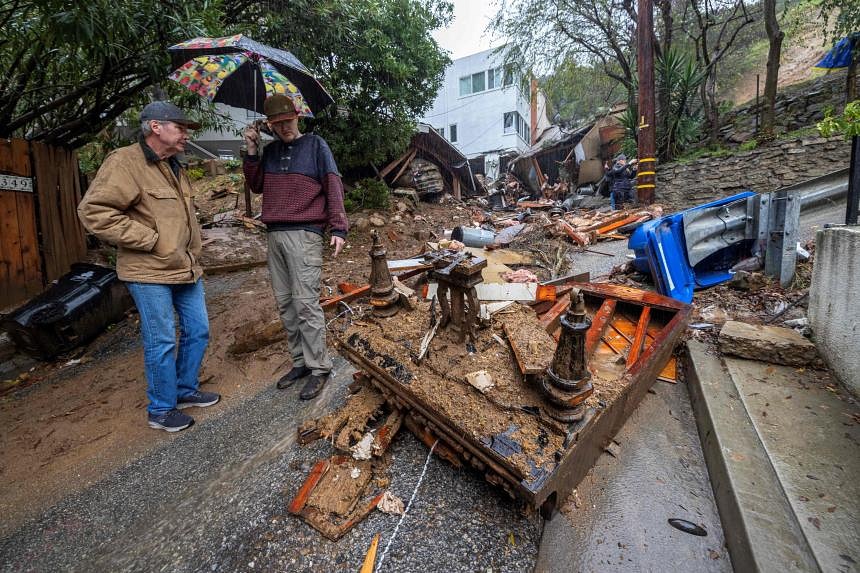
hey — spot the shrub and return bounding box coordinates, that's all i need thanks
[344,178,390,213]
[224,159,242,171]
[187,167,205,181]
[738,140,757,152]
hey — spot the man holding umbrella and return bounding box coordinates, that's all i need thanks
[78,102,219,432]
[243,94,349,400]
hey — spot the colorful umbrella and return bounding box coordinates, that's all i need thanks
[167,35,334,116]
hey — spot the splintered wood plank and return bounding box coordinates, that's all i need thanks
[288,459,330,515]
[320,266,431,311]
[627,306,651,366]
[585,299,617,357]
[502,319,556,375]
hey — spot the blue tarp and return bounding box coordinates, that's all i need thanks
[814,35,858,69]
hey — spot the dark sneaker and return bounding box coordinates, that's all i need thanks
[148,409,194,432]
[276,365,311,389]
[300,373,329,400]
[177,391,221,409]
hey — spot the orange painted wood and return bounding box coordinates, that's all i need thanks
[539,297,570,334]
[320,266,431,311]
[585,299,617,357]
[288,459,330,515]
[595,214,642,235]
[627,306,651,366]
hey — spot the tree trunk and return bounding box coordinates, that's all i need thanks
[848,45,858,103]
[706,70,719,144]
[761,0,783,140]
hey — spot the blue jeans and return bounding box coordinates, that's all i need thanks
[126,279,209,415]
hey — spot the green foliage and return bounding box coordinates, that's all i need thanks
[657,50,706,160]
[817,101,860,138]
[620,50,705,162]
[259,0,452,171]
[819,0,860,43]
[3,0,450,170]
[187,167,205,181]
[490,0,638,111]
[345,178,390,212]
[541,59,624,125]
[0,0,235,147]
[223,159,241,171]
[738,139,758,151]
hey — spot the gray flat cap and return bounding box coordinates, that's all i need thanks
[140,101,201,129]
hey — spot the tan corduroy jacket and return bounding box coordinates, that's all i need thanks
[77,141,203,284]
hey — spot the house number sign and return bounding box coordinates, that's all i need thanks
[0,174,33,193]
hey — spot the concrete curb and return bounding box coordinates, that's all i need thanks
[684,340,820,573]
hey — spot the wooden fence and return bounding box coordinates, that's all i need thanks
[0,138,86,310]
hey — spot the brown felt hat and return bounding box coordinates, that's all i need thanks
[263,94,299,122]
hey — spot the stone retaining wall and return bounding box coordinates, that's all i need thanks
[656,135,851,208]
[717,70,857,144]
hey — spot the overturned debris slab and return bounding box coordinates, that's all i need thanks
[335,282,690,516]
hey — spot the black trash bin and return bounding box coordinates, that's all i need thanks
[1,263,134,360]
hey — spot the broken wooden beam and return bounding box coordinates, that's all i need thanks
[584,299,617,357]
[321,266,432,311]
[626,306,651,366]
[288,459,329,515]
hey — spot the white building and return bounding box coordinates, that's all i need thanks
[419,48,550,161]
[190,104,263,159]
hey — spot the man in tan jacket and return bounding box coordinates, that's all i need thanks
[78,101,219,432]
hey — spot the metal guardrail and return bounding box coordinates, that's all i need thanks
[778,168,850,211]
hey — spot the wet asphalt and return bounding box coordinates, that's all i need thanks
[0,355,541,573]
[0,232,742,573]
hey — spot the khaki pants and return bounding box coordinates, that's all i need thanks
[267,230,332,375]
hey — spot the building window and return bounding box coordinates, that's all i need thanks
[503,111,530,143]
[503,111,515,134]
[487,67,502,89]
[449,124,458,143]
[437,126,444,138]
[460,67,506,96]
[503,65,515,87]
[459,76,471,96]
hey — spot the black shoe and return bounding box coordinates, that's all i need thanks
[177,390,221,409]
[276,365,311,389]
[148,409,194,432]
[300,373,329,400]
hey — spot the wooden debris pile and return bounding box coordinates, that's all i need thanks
[289,378,405,540]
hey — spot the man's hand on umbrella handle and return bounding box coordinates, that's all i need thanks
[330,235,345,257]
[243,126,261,155]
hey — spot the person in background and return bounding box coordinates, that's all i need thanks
[242,94,348,400]
[78,101,219,433]
[606,154,638,210]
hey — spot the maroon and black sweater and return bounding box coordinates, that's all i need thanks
[243,134,348,239]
